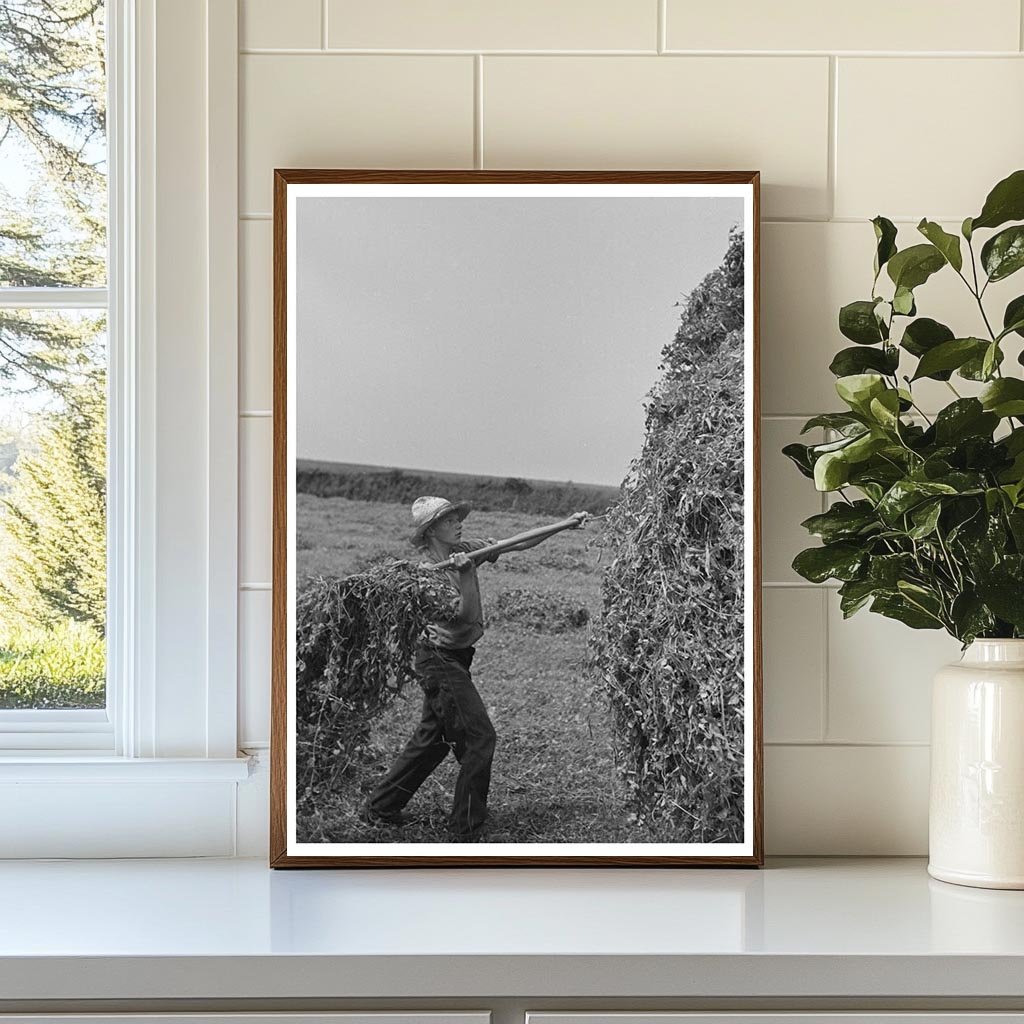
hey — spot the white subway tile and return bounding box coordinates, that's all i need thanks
[666,0,1020,53]
[762,588,825,743]
[483,56,830,219]
[240,220,272,411]
[240,55,474,213]
[239,590,272,747]
[761,418,824,584]
[240,417,273,586]
[765,744,929,854]
[241,0,321,50]
[827,599,962,744]
[762,221,1018,416]
[328,0,656,51]
[836,58,1024,221]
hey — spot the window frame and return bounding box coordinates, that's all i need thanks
[0,2,119,751]
[0,0,247,849]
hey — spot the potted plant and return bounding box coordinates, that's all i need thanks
[785,169,1024,889]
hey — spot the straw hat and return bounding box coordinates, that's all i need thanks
[409,495,470,545]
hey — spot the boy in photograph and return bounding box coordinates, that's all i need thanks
[363,495,585,838]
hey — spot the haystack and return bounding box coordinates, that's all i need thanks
[295,561,459,794]
[590,229,746,842]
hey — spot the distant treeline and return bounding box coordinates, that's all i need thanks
[297,463,620,517]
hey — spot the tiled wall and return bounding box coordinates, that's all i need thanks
[236,0,1024,854]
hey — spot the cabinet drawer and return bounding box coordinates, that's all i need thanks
[528,1016,1024,1024]
[0,1015,490,1024]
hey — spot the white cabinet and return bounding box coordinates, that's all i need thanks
[527,1017,1024,1024]
[0,1017,490,1024]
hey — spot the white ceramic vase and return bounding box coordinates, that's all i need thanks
[929,639,1024,889]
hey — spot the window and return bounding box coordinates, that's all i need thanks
[0,0,245,857]
[0,0,110,747]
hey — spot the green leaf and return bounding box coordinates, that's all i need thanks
[871,594,943,630]
[792,543,866,584]
[1005,481,1024,506]
[782,443,815,479]
[877,479,958,524]
[981,225,1024,282]
[872,216,898,278]
[814,451,851,491]
[1006,428,1024,457]
[971,169,1024,232]
[933,470,986,494]
[962,216,974,241]
[829,345,899,378]
[950,592,995,643]
[868,389,902,430]
[892,286,916,316]
[1008,508,1024,548]
[900,318,955,367]
[810,433,865,456]
[982,341,1001,381]
[839,300,887,345]
[849,458,907,489]
[800,501,879,543]
[979,378,1024,418]
[985,487,1009,514]
[887,243,946,291]
[908,501,943,540]
[917,219,963,272]
[838,578,885,618]
[836,373,886,413]
[846,432,888,465]
[960,345,1004,381]
[800,413,866,435]
[933,399,998,445]
[911,337,988,381]
[1003,295,1024,339]
[868,553,915,587]
[976,578,1024,629]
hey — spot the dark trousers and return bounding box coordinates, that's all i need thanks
[369,644,496,836]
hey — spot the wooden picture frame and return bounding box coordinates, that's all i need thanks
[271,170,762,867]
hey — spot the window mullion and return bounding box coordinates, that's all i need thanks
[0,288,108,310]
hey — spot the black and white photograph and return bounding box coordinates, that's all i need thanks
[272,171,762,866]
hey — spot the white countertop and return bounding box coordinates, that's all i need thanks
[2,857,1024,1001]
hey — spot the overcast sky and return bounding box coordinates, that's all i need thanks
[296,196,741,487]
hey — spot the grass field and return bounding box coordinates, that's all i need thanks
[297,492,675,844]
[0,620,105,709]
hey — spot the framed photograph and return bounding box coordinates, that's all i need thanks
[270,170,762,867]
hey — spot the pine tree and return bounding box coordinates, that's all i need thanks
[0,2,106,638]
[0,371,105,632]
[0,0,106,395]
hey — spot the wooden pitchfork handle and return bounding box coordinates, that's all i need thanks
[425,514,587,570]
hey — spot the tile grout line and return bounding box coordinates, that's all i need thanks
[657,0,666,54]
[766,740,931,748]
[238,47,1024,57]
[819,430,831,742]
[1021,0,1024,52]
[321,0,328,50]
[474,55,484,170]
[765,585,843,593]
[242,215,965,226]
[827,55,838,221]
[820,587,831,743]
